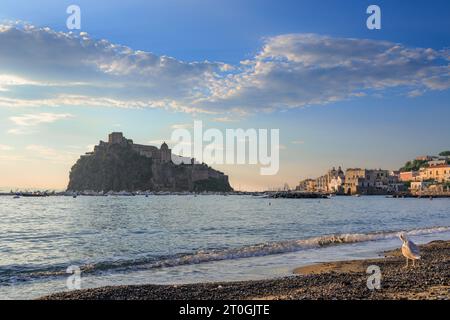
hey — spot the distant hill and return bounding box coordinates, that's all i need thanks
[67,137,232,192]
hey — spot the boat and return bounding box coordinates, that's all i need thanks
[20,193,48,197]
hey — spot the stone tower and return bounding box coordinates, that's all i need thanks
[108,132,124,144]
[160,142,171,163]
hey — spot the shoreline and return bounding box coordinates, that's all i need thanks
[41,240,450,300]
[2,193,450,198]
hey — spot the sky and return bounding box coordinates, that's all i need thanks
[0,0,449,191]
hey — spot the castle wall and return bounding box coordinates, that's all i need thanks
[132,144,160,160]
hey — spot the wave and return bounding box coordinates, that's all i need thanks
[143,226,450,269]
[1,225,449,284]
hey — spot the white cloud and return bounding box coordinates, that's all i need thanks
[0,144,13,151]
[25,145,78,164]
[407,89,425,98]
[10,112,73,126]
[204,34,450,111]
[171,123,193,130]
[212,116,238,123]
[7,128,33,135]
[8,112,73,135]
[0,23,448,114]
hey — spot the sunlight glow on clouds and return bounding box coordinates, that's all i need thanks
[0,144,14,151]
[25,145,79,164]
[8,112,73,135]
[0,23,449,116]
[10,113,73,126]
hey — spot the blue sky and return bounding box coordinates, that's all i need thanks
[0,0,449,190]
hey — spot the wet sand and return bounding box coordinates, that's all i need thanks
[41,240,450,300]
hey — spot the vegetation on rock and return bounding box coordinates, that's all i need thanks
[399,159,428,172]
[68,144,154,192]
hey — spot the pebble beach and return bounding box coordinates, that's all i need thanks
[41,240,450,300]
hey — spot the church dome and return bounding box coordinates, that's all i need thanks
[161,142,169,150]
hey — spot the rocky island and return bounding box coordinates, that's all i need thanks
[67,132,233,192]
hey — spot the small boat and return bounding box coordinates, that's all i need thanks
[21,193,48,197]
[13,195,20,199]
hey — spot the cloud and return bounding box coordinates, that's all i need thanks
[212,116,238,123]
[25,145,78,164]
[10,112,73,126]
[171,123,193,130]
[407,89,425,98]
[8,112,73,135]
[7,128,32,135]
[0,23,449,114]
[0,23,226,112]
[204,34,450,111]
[291,140,305,145]
[0,144,13,151]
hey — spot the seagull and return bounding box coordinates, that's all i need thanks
[399,233,421,268]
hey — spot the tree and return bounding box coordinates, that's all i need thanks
[399,159,428,172]
[439,151,450,157]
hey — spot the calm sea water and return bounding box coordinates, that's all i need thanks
[0,195,449,299]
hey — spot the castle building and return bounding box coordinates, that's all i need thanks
[100,132,172,163]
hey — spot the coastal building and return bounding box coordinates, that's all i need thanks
[427,159,447,167]
[315,175,328,193]
[296,179,315,192]
[329,176,345,193]
[295,153,449,195]
[399,171,419,182]
[343,168,366,195]
[419,164,450,183]
[296,166,344,193]
[411,181,431,191]
[314,166,345,193]
[298,167,400,195]
[343,168,391,195]
[390,170,400,178]
[415,155,433,161]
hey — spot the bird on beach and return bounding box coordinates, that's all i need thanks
[399,233,421,268]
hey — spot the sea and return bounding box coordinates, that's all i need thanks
[0,195,449,299]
